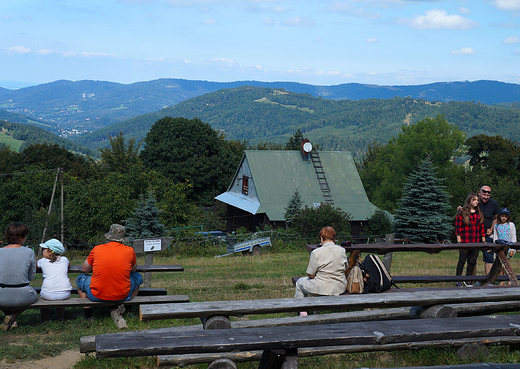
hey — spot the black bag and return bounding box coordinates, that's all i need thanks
[360,254,396,293]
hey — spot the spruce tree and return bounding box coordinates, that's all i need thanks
[393,158,452,243]
[125,190,166,243]
[284,189,304,228]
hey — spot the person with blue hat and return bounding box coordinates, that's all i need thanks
[492,208,517,258]
[37,238,72,322]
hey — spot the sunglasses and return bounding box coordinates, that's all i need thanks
[481,190,491,194]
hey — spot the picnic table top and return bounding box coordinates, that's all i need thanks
[306,242,515,254]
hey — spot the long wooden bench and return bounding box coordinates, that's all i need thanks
[92,314,520,368]
[37,264,184,273]
[139,286,520,324]
[291,275,519,287]
[33,286,168,296]
[3,294,189,329]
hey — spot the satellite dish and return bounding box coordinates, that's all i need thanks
[303,142,313,153]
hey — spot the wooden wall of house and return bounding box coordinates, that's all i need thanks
[225,205,369,238]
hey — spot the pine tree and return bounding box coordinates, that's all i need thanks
[394,158,452,243]
[125,191,166,243]
[284,189,304,228]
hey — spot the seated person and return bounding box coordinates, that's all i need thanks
[76,224,143,320]
[295,226,347,300]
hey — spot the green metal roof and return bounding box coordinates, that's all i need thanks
[218,150,378,222]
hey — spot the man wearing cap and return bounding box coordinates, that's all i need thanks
[478,186,500,275]
[76,224,143,320]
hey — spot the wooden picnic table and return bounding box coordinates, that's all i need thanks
[306,242,519,287]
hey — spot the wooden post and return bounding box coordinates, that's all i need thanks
[487,248,519,286]
[382,233,395,272]
[144,252,154,288]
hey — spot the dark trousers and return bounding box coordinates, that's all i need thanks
[456,249,479,276]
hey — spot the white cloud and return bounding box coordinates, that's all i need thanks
[450,47,476,55]
[281,16,316,27]
[458,7,471,15]
[7,46,31,54]
[325,2,381,20]
[365,37,379,43]
[269,6,287,14]
[399,9,479,30]
[36,49,55,55]
[503,35,520,44]
[203,18,216,24]
[208,57,235,64]
[493,0,520,11]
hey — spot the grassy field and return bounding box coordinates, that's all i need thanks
[0,128,22,152]
[2,244,520,368]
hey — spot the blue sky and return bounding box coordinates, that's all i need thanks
[1,0,520,89]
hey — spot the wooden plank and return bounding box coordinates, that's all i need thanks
[16,294,189,310]
[140,286,520,320]
[62,264,183,273]
[96,315,520,358]
[292,275,519,286]
[157,336,520,367]
[306,242,515,255]
[342,242,512,255]
[32,287,167,296]
[82,300,520,354]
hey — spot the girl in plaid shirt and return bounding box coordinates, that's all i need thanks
[455,193,486,278]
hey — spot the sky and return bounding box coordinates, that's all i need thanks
[1,0,520,89]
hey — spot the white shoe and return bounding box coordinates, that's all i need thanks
[299,311,308,316]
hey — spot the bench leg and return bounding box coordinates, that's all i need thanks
[409,305,457,319]
[201,315,231,330]
[487,249,519,286]
[258,349,297,369]
[207,358,238,369]
[110,304,128,329]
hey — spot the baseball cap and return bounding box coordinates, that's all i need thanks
[40,238,65,254]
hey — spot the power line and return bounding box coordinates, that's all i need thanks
[0,168,58,177]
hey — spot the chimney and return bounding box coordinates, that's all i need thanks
[301,139,312,160]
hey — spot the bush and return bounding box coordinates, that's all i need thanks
[290,203,352,239]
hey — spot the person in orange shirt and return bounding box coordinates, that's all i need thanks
[76,224,143,320]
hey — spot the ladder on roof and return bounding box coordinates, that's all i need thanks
[310,150,334,205]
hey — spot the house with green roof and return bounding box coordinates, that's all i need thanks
[215,148,379,236]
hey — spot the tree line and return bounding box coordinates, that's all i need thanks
[0,118,307,247]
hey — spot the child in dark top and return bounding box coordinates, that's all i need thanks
[455,193,486,279]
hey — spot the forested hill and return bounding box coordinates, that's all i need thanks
[1,79,520,135]
[73,86,520,155]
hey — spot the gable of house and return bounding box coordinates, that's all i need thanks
[215,150,378,222]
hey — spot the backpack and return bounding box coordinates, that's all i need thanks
[346,264,364,294]
[360,254,396,293]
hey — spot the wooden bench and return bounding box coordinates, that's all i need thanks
[91,314,520,368]
[139,286,520,327]
[37,264,184,273]
[292,275,520,287]
[33,286,168,296]
[5,294,189,329]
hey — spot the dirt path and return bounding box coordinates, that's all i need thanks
[0,350,83,369]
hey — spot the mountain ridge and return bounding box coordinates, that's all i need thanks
[1,79,519,135]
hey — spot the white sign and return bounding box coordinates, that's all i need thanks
[144,239,162,252]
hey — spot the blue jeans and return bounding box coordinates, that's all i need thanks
[76,272,143,302]
[482,236,494,264]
